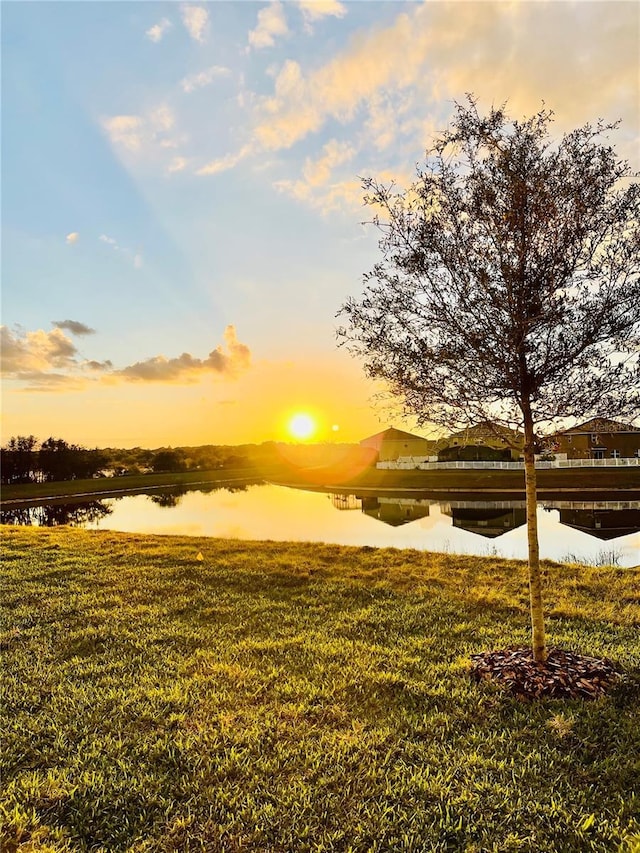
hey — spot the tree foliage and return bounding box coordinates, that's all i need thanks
[339,99,640,661]
[339,99,640,437]
[1,436,107,484]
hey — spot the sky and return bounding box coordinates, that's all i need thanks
[2,0,638,448]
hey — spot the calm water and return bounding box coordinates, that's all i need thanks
[4,483,639,567]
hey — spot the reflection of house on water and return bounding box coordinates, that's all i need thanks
[554,507,640,540]
[330,494,362,511]
[328,494,640,543]
[440,504,527,538]
[361,496,431,527]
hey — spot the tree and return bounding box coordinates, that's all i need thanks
[1,435,39,484]
[151,449,186,473]
[38,438,107,482]
[339,99,640,662]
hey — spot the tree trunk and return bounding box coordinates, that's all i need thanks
[522,402,547,662]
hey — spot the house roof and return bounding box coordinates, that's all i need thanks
[558,417,640,435]
[447,421,523,442]
[359,427,430,447]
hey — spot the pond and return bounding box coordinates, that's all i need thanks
[3,483,639,567]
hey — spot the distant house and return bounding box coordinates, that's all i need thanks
[438,422,523,461]
[359,427,435,462]
[553,418,640,460]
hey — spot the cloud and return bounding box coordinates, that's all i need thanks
[85,359,113,371]
[66,232,79,244]
[167,156,189,174]
[99,234,143,269]
[181,4,209,43]
[274,176,363,216]
[298,0,346,28]
[2,324,250,391]
[101,105,183,162]
[253,2,640,154]
[10,372,87,393]
[302,138,355,186]
[1,325,79,376]
[195,144,253,176]
[117,326,251,383]
[275,166,412,216]
[149,105,175,132]
[248,1,289,49]
[272,138,358,214]
[101,115,144,151]
[146,17,172,42]
[181,65,230,94]
[52,320,96,336]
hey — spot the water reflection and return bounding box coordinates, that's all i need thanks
[1,485,638,566]
[334,494,640,543]
[1,500,112,527]
[445,507,527,538]
[149,489,187,508]
[556,507,640,540]
[361,496,431,527]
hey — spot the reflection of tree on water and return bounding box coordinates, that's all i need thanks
[149,488,188,508]
[1,500,112,527]
[148,483,250,507]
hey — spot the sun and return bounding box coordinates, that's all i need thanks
[288,412,316,441]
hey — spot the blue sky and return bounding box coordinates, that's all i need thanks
[2,1,638,447]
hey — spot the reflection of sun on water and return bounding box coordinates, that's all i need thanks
[288,413,316,440]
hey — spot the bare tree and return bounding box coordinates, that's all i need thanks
[338,99,640,662]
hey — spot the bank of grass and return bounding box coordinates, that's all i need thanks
[2,462,639,507]
[2,527,639,853]
[0,467,268,504]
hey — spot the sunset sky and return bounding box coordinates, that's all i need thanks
[2,1,638,448]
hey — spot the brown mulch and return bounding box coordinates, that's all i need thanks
[469,647,623,700]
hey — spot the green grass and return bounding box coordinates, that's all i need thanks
[273,464,640,496]
[2,527,639,852]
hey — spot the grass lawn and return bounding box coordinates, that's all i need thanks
[2,527,639,852]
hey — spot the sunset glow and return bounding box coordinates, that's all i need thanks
[288,413,316,441]
[2,2,637,447]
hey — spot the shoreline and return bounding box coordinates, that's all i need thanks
[2,466,639,510]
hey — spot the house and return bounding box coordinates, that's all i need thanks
[553,418,640,460]
[359,427,435,462]
[438,422,523,461]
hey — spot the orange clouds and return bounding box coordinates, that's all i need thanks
[255,1,639,154]
[117,326,251,382]
[1,324,251,390]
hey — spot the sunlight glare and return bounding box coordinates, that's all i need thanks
[288,413,316,440]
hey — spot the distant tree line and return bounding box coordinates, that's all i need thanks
[1,436,363,485]
[0,437,277,484]
[1,436,109,485]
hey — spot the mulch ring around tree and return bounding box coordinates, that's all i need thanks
[469,647,623,700]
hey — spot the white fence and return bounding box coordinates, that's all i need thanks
[378,457,640,471]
